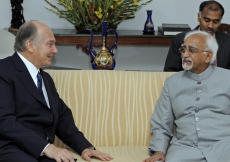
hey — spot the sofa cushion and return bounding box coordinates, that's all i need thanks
[68,146,149,162]
[45,70,175,160]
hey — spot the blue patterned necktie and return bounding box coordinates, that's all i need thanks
[37,72,45,99]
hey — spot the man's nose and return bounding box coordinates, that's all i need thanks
[208,21,214,28]
[52,45,58,54]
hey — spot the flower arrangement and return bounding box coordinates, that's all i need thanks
[44,0,153,30]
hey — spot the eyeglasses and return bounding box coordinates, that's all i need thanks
[179,46,210,55]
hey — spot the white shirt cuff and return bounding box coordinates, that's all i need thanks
[89,146,95,150]
[40,143,50,156]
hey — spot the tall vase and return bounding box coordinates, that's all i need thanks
[87,21,118,70]
[143,10,154,34]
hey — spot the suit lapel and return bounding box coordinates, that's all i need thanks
[40,69,57,115]
[215,31,226,67]
[12,53,48,107]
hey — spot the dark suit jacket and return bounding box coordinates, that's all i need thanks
[164,26,230,71]
[0,53,92,159]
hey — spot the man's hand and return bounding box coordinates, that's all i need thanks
[81,148,113,161]
[44,144,75,162]
[142,152,165,162]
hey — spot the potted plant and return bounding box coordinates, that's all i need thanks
[44,0,153,32]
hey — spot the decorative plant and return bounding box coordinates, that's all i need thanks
[44,0,153,30]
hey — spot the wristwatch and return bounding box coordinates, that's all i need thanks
[149,148,155,156]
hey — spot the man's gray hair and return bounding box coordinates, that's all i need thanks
[14,20,40,52]
[184,30,218,64]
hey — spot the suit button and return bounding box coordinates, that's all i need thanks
[196,97,200,101]
[195,117,199,121]
[197,127,201,131]
[195,109,199,113]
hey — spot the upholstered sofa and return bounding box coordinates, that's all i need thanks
[45,70,174,162]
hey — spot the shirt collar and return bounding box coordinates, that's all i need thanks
[186,65,214,81]
[17,52,39,81]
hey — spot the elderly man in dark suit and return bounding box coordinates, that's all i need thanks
[0,20,113,162]
[164,1,230,72]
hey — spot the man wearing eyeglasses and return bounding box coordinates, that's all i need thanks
[143,30,230,162]
[164,0,230,72]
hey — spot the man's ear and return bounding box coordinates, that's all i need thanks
[205,51,213,63]
[197,12,201,23]
[25,40,34,53]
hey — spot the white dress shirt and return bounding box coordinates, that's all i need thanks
[17,52,50,108]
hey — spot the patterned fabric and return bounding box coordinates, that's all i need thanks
[68,146,149,162]
[45,70,174,161]
[37,72,44,98]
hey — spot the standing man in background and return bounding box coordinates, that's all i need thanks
[164,0,230,72]
[0,20,113,162]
